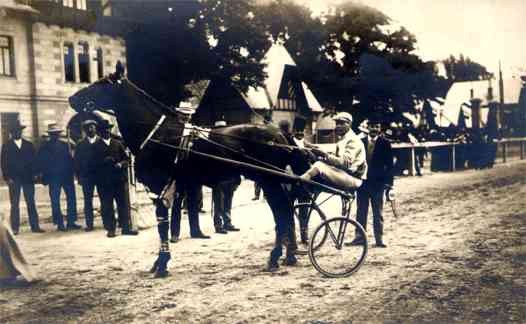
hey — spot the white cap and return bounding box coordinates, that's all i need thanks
[333,112,353,124]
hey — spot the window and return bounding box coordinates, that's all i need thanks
[0,36,14,77]
[78,42,90,83]
[63,42,75,82]
[94,47,103,79]
[76,0,87,10]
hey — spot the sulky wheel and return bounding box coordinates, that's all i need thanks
[294,202,328,255]
[308,217,367,278]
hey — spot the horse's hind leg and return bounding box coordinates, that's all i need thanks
[150,199,171,278]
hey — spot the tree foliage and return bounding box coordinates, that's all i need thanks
[106,0,450,122]
[443,54,493,81]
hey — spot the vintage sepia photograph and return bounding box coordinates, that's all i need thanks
[0,0,525,322]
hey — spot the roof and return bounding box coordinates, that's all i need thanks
[437,78,523,127]
[239,43,323,113]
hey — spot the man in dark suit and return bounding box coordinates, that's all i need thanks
[1,121,43,234]
[349,119,394,248]
[37,123,81,231]
[74,120,99,231]
[169,108,210,242]
[94,120,138,238]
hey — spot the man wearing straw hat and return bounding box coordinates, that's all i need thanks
[36,123,81,231]
[1,120,43,235]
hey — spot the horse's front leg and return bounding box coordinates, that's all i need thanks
[149,199,171,278]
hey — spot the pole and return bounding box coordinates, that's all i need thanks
[502,142,506,163]
[451,143,456,171]
[149,139,352,198]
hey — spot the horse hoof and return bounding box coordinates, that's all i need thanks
[282,255,298,266]
[154,270,170,278]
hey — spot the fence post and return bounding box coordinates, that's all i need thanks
[451,143,456,171]
[409,146,416,176]
[521,140,525,160]
[502,141,507,163]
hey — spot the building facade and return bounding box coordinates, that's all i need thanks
[0,0,126,144]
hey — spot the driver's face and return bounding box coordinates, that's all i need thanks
[335,120,351,136]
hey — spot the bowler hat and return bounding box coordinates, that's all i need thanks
[46,123,63,133]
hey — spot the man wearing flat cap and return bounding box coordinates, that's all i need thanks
[36,123,81,231]
[1,120,43,234]
[74,119,100,231]
[94,120,138,237]
[300,112,367,191]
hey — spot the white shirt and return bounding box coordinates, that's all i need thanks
[293,137,305,148]
[87,135,98,144]
[102,138,111,146]
[13,139,22,149]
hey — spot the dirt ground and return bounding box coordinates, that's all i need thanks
[1,161,525,323]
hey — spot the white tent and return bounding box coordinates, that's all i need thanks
[438,78,523,127]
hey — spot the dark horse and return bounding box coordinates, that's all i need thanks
[68,73,311,277]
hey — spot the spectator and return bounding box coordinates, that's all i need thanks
[94,120,138,237]
[348,119,394,248]
[74,120,100,231]
[1,120,43,234]
[37,123,80,231]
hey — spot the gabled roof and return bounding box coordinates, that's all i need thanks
[239,43,323,112]
[437,78,523,127]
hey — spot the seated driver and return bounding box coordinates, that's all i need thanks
[300,112,367,191]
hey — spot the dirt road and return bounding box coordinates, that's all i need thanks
[1,161,525,323]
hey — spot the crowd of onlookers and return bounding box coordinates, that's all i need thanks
[386,124,500,175]
[1,119,138,237]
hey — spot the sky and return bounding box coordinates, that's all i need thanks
[297,0,526,79]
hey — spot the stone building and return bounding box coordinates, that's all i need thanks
[0,0,126,144]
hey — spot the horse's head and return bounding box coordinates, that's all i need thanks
[68,74,122,116]
[69,72,181,155]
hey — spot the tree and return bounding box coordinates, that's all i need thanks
[319,1,448,120]
[443,54,493,81]
[102,0,270,105]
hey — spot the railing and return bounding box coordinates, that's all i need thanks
[392,138,526,175]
